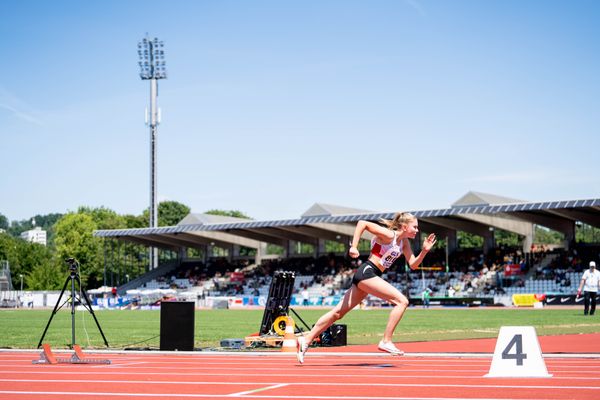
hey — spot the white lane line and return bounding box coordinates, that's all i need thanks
[0,369,491,376]
[0,391,557,400]
[2,349,598,359]
[1,378,599,390]
[0,360,600,370]
[4,358,599,367]
[1,370,600,381]
[228,383,288,397]
[0,379,251,386]
[99,361,151,367]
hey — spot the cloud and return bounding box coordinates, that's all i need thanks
[404,0,426,17]
[0,87,43,126]
[0,102,43,126]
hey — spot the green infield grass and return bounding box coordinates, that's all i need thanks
[0,307,598,350]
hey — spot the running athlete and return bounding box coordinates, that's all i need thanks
[297,212,436,364]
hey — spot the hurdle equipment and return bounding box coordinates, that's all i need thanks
[32,344,58,365]
[281,317,297,352]
[484,326,552,378]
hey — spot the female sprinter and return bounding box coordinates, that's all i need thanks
[297,212,436,363]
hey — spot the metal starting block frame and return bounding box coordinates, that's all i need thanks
[33,344,111,365]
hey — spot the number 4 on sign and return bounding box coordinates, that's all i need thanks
[502,334,527,366]
[484,326,552,378]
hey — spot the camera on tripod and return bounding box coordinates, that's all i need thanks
[38,257,109,348]
[65,258,78,274]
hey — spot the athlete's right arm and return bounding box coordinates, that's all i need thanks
[350,220,392,249]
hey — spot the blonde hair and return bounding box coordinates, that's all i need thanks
[380,212,415,231]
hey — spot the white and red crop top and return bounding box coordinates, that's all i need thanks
[370,231,403,269]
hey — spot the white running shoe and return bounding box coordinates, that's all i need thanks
[297,336,308,364]
[377,340,404,356]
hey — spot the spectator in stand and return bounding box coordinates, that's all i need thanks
[301,285,310,306]
[296,212,436,363]
[577,261,600,316]
[447,285,456,297]
[421,287,432,308]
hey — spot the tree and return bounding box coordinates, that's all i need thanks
[15,241,53,289]
[30,213,63,230]
[142,201,191,226]
[123,214,147,229]
[7,213,63,240]
[324,240,345,253]
[7,219,34,237]
[205,209,252,219]
[457,232,483,248]
[0,233,20,287]
[26,261,63,290]
[266,244,285,255]
[0,233,19,263]
[534,225,563,244]
[0,213,8,231]
[494,229,521,247]
[0,232,55,290]
[159,201,191,226]
[575,222,600,244]
[78,206,125,230]
[53,213,102,288]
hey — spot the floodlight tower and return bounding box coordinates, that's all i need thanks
[138,35,167,270]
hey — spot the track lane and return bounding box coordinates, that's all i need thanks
[0,351,598,400]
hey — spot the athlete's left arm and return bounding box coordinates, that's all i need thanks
[404,233,437,270]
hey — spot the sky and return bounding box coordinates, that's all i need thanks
[1,0,599,223]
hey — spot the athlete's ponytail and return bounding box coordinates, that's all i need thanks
[380,212,415,231]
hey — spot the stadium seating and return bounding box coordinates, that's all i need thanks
[108,245,598,308]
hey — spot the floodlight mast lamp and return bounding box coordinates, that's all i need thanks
[138,36,167,270]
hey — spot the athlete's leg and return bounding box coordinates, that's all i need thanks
[584,292,590,315]
[358,277,409,342]
[303,284,367,345]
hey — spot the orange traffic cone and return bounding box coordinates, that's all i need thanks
[281,317,297,352]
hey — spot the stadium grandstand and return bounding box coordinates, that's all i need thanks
[92,191,600,309]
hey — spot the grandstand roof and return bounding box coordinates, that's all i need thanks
[451,191,523,207]
[178,213,251,225]
[301,203,373,217]
[93,194,600,250]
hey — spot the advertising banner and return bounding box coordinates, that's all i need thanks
[512,294,539,307]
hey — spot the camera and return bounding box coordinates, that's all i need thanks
[65,258,78,272]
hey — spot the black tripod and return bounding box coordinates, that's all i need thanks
[37,258,109,349]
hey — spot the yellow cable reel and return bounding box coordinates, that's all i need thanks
[272,315,295,336]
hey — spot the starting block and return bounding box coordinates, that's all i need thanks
[484,326,552,378]
[33,344,111,365]
[32,344,58,365]
[70,344,111,364]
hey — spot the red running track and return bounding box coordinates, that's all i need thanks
[0,341,599,400]
[313,333,600,354]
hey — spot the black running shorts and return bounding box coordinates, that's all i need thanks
[352,260,383,286]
